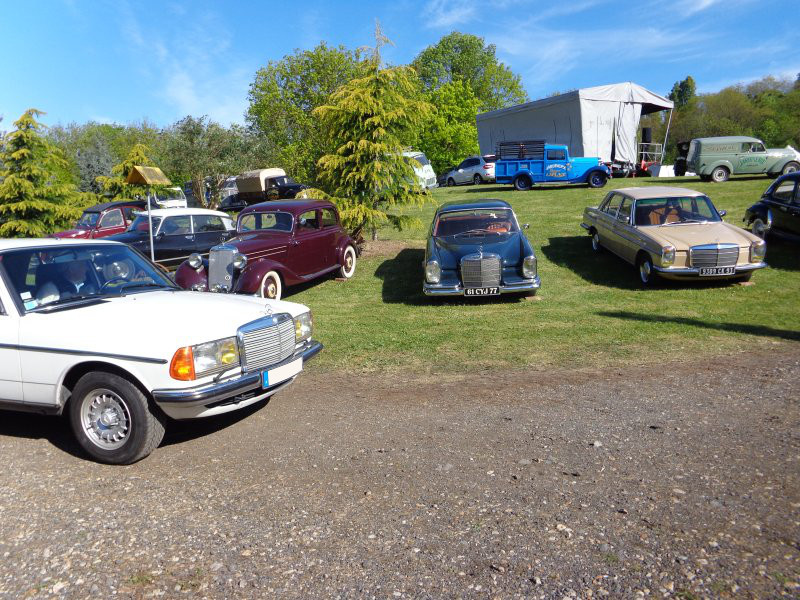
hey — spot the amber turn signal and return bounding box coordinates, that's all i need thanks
[170,346,196,381]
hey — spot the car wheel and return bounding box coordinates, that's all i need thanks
[591,231,602,252]
[711,166,730,182]
[587,172,608,188]
[69,371,165,464]
[259,271,282,300]
[781,161,800,175]
[473,174,483,185]
[751,217,769,239]
[447,178,456,187]
[339,245,357,279]
[514,176,532,191]
[637,253,656,286]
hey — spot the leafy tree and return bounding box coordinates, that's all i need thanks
[0,109,84,237]
[416,80,480,176]
[313,25,433,241]
[412,32,527,112]
[96,143,163,202]
[75,132,113,194]
[247,43,364,185]
[668,76,696,109]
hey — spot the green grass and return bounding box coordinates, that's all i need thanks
[288,175,800,373]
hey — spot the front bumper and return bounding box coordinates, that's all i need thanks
[653,262,767,279]
[423,276,541,296]
[151,340,322,411]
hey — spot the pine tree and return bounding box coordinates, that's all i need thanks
[313,22,433,241]
[96,143,160,200]
[0,109,83,237]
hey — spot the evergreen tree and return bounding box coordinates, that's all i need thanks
[96,143,161,201]
[0,109,83,237]
[668,76,697,109]
[313,23,433,241]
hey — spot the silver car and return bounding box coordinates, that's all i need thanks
[445,155,496,186]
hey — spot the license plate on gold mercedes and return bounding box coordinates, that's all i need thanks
[262,358,302,388]
[465,287,500,296]
[699,267,735,276]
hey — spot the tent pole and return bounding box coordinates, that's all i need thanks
[662,108,673,166]
[147,187,155,263]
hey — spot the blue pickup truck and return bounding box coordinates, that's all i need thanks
[494,140,611,191]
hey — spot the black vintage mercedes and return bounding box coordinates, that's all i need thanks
[422,199,540,297]
[744,172,800,240]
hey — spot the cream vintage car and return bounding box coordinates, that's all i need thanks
[581,187,767,285]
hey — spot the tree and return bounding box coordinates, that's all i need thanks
[75,132,113,194]
[96,143,163,202]
[668,76,696,109]
[0,109,84,237]
[247,43,364,185]
[412,32,527,112]
[416,80,480,176]
[313,24,433,241]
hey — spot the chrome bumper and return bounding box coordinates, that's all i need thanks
[152,340,322,407]
[423,276,541,296]
[653,263,768,276]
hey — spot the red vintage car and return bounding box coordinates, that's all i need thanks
[175,200,357,299]
[51,200,147,239]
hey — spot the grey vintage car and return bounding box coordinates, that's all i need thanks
[687,136,800,182]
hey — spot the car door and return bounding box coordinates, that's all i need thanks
[596,192,622,251]
[768,178,798,233]
[155,215,194,267]
[318,207,339,267]
[785,180,800,235]
[289,210,327,275]
[611,196,636,262]
[192,214,232,255]
[0,261,24,403]
[454,159,471,184]
[93,208,127,238]
[738,142,768,174]
[544,148,568,181]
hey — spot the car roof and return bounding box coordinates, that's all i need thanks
[437,198,512,213]
[133,208,231,218]
[613,186,707,200]
[0,238,123,252]
[239,199,334,215]
[693,136,762,144]
[84,199,147,213]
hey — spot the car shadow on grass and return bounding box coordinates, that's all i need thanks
[597,310,800,342]
[375,248,531,306]
[765,237,800,271]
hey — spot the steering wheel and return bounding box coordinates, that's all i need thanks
[100,276,128,291]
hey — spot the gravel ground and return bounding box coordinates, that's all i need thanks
[0,348,798,599]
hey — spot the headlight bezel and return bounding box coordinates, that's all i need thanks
[661,245,676,266]
[522,255,537,279]
[294,311,313,344]
[232,252,247,270]
[192,336,241,378]
[750,239,766,263]
[425,260,441,284]
[187,253,203,270]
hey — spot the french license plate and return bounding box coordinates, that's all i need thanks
[262,358,302,388]
[465,287,500,296]
[699,267,735,276]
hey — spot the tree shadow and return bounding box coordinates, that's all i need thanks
[374,248,530,306]
[597,310,800,342]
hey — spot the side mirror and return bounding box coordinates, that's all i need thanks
[155,231,165,240]
[523,223,530,230]
[718,209,727,217]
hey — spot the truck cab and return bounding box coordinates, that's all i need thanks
[494,140,610,191]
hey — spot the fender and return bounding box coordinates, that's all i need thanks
[703,159,734,175]
[581,166,609,182]
[234,258,300,294]
[512,171,533,184]
[743,202,771,226]
[773,157,799,173]
[175,260,208,290]
[334,234,358,264]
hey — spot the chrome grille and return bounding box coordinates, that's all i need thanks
[238,314,295,372]
[460,254,501,288]
[208,244,236,292]
[689,244,739,268]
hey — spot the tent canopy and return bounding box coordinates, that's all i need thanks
[476,82,673,165]
[125,165,171,186]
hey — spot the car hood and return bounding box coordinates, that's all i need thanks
[766,147,797,158]
[106,231,146,244]
[19,290,309,360]
[641,222,758,250]
[432,233,527,268]
[51,228,90,239]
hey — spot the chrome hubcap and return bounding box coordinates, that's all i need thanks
[592,234,600,250]
[640,261,651,282]
[344,250,354,274]
[81,390,130,450]
[265,279,277,298]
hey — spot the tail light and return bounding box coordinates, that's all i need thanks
[483,164,491,169]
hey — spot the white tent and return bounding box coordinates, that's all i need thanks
[476,82,674,167]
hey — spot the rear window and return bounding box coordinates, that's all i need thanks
[483,155,497,163]
[687,140,699,163]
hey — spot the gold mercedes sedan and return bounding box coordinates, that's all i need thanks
[581,187,767,285]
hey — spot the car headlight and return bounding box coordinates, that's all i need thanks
[188,253,203,270]
[232,252,247,270]
[294,311,313,344]
[169,337,240,381]
[661,245,676,266]
[425,260,441,284]
[522,255,537,279]
[750,240,766,263]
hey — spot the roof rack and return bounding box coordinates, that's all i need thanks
[495,140,545,160]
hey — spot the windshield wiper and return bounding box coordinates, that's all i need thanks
[31,296,108,313]
[454,228,492,237]
[117,281,176,293]
[664,219,707,226]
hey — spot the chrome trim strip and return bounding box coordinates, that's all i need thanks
[0,343,167,364]
[653,263,767,274]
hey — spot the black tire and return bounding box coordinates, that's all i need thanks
[590,230,602,253]
[711,166,730,183]
[781,161,800,176]
[69,371,165,464]
[636,253,656,287]
[587,172,608,188]
[473,174,483,185]
[514,176,532,191]
[447,178,456,187]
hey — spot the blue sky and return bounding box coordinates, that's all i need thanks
[1,0,797,129]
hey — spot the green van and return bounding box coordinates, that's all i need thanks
[687,136,800,182]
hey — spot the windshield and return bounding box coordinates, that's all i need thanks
[404,153,431,168]
[127,215,162,233]
[634,196,722,226]
[76,212,100,229]
[268,176,296,187]
[238,211,294,233]
[434,208,519,236]
[0,245,177,313]
[156,188,184,201]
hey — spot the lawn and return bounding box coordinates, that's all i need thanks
[288,175,800,373]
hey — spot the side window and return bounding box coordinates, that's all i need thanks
[297,210,318,231]
[741,143,752,152]
[99,209,124,228]
[603,194,622,216]
[467,158,480,168]
[457,159,470,170]
[193,215,226,232]
[751,143,765,153]
[160,215,192,235]
[122,206,138,223]
[617,197,632,222]
[320,208,338,228]
[547,149,566,161]
[773,181,796,203]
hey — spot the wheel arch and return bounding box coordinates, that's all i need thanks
[234,259,287,293]
[706,160,733,175]
[59,361,152,416]
[513,172,533,186]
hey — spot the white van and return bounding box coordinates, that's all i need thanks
[402,150,438,189]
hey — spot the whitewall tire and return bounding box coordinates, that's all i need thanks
[339,245,357,279]
[259,271,282,300]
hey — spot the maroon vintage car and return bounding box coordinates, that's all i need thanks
[175,199,357,299]
[51,200,147,239]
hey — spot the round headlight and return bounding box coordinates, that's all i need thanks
[425,260,441,284]
[522,255,537,279]
[232,252,247,270]
[188,253,203,270]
